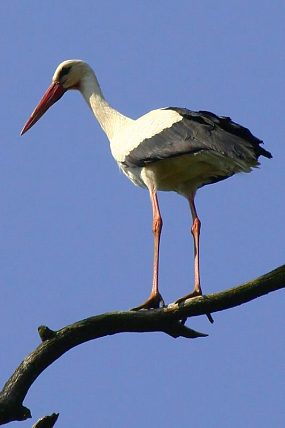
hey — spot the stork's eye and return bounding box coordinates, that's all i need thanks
[59,66,71,80]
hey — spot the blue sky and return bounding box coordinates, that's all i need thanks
[0,1,284,427]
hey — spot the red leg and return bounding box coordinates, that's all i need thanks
[176,194,202,299]
[176,194,213,323]
[131,189,165,310]
[189,195,202,296]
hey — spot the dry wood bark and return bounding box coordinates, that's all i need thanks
[0,264,284,425]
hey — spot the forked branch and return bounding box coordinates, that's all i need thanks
[0,264,284,425]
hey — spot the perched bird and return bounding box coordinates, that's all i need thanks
[21,60,272,313]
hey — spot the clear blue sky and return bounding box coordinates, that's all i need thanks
[1,1,284,427]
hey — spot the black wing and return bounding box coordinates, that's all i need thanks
[123,107,272,168]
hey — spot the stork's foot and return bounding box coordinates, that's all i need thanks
[175,289,201,305]
[175,290,214,324]
[131,292,165,311]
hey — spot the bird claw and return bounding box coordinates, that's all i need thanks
[175,291,214,324]
[131,292,165,311]
[175,289,201,305]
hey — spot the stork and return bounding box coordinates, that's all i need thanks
[21,60,272,315]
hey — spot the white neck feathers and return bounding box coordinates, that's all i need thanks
[79,69,133,140]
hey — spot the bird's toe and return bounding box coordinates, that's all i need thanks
[131,292,165,311]
[175,290,201,305]
[175,291,214,324]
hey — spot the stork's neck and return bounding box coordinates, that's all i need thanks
[79,69,133,140]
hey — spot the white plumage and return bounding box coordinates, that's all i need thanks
[21,60,272,313]
[110,109,182,161]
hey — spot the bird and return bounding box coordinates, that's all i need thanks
[21,59,272,314]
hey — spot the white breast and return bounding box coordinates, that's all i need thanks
[110,108,182,162]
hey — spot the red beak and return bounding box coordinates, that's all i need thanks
[20,82,66,135]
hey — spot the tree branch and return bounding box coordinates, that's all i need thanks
[0,264,284,425]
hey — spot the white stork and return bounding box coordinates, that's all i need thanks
[21,60,272,315]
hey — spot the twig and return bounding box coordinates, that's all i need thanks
[32,413,59,428]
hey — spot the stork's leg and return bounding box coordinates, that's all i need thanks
[176,194,202,297]
[176,194,213,323]
[131,189,165,310]
[189,195,202,296]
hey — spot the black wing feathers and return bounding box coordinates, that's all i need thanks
[123,107,272,168]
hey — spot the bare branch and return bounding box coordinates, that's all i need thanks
[168,264,285,318]
[0,264,284,425]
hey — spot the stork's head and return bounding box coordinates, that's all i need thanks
[20,60,89,135]
[52,60,90,90]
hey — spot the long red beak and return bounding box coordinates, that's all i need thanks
[20,82,66,135]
